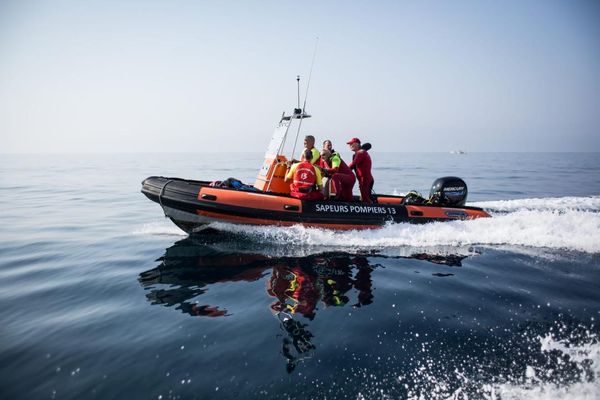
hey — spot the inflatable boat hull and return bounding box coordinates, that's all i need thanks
[141,176,490,233]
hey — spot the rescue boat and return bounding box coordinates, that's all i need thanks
[141,175,489,232]
[141,87,490,233]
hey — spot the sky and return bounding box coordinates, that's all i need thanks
[0,0,599,153]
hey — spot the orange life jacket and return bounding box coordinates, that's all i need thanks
[293,161,317,191]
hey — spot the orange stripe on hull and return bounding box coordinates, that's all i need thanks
[405,205,490,219]
[199,188,302,213]
[377,196,404,205]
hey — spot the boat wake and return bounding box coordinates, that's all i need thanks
[135,196,600,255]
[207,195,600,255]
[470,195,600,214]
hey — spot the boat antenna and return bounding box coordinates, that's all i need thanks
[303,36,319,112]
[290,37,319,161]
[297,75,300,109]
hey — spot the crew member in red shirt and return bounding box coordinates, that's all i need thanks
[319,149,355,202]
[285,149,324,201]
[347,137,374,203]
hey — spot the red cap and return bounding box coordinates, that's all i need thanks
[346,137,361,145]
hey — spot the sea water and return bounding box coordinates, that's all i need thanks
[1,152,599,399]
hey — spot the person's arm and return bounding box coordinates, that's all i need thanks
[314,167,323,189]
[348,151,363,170]
[317,159,333,176]
[285,164,297,181]
[328,154,341,173]
[310,148,321,165]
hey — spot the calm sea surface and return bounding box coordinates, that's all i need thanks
[1,152,600,400]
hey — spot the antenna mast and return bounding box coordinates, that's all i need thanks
[302,37,319,112]
[296,75,300,109]
[290,37,319,161]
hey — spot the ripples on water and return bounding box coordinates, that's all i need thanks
[1,153,599,399]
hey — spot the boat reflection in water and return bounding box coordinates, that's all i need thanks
[138,234,468,372]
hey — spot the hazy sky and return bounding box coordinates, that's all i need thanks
[1,0,599,153]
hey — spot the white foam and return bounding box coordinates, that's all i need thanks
[485,333,600,400]
[134,196,600,254]
[471,196,600,213]
[209,199,600,254]
[395,328,600,400]
[132,221,187,237]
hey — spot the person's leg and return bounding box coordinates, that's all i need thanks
[337,173,355,202]
[291,190,310,200]
[331,174,342,199]
[322,177,330,199]
[306,190,324,201]
[359,179,372,204]
[368,178,375,202]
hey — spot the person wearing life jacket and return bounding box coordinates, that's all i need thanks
[320,140,334,198]
[347,137,374,204]
[300,135,321,165]
[319,149,356,202]
[285,149,324,201]
[287,135,321,168]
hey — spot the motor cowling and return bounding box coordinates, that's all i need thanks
[429,177,468,207]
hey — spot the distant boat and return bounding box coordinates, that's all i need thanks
[450,150,466,154]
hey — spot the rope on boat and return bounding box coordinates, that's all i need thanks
[158,179,174,217]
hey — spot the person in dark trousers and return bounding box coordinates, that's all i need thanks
[347,137,374,204]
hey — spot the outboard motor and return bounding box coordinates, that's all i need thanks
[429,177,468,207]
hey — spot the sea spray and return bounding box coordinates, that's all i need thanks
[198,196,600,254]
